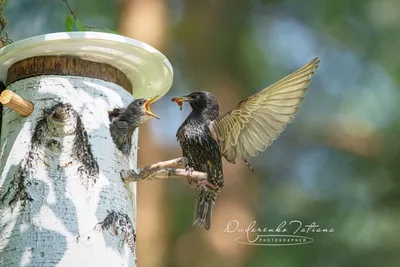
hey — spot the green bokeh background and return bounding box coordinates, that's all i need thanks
[3,0,400,266]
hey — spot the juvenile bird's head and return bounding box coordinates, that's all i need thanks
[172,91,219,119]
[124,96,160,125]
[109,96,159,155]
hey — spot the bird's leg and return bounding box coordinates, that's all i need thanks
[243,159,257,175]
[187,164,217,189]
[185,165,196,185]
[185,165,194,174]
[188,179,218,191]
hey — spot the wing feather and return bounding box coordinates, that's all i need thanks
[210,58,320,162]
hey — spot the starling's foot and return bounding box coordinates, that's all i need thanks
[188,183,202,190]
[190,179,218,191]
[185,166,196,184]
[185,166,194,173]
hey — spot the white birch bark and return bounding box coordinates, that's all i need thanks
[0,75,137,267]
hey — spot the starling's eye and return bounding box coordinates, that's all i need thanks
[193,95,199,100]
[137,100,145,106]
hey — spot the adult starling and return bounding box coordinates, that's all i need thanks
[172,58,320,230]
[109,96,159,155]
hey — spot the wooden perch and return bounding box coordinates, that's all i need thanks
[0,90,34,117]
[151,168,208,181]
[121,157,208,183]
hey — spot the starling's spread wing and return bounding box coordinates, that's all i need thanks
[209,58,320,162]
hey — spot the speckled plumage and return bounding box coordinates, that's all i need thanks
[174,58,320,230]
[176,94,223,230]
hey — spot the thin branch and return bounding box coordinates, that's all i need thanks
[138,157,188,177]
[121,157,208,183]
[62,0,75,17]
[61,0,117,33]
[151,168,208,181]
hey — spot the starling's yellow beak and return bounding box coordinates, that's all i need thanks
[144,96,160,119]
[171,96,193,110]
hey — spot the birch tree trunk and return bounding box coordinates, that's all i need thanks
[0,75,137,266]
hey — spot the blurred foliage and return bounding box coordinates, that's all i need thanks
[0,0,11,47]
[3,0,400,266]
[63,0,119,33]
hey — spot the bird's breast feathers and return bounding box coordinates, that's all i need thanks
[177,121,215,145]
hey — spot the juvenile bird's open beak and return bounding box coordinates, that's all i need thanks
[171,95,193,110]
[144,96,160,119]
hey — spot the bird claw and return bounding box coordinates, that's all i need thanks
[185,166,196,184]
[190,179,218,191]
[184,166,218,190]
[185,166,194,173]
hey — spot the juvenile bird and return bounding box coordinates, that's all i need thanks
[109,96,159,155]
[172,58,320,230]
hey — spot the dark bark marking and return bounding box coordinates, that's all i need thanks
[0,102,100,207]
[73,113,99,187]
[97,210,136,254]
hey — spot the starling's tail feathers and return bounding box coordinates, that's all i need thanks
[193,190,217,230]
